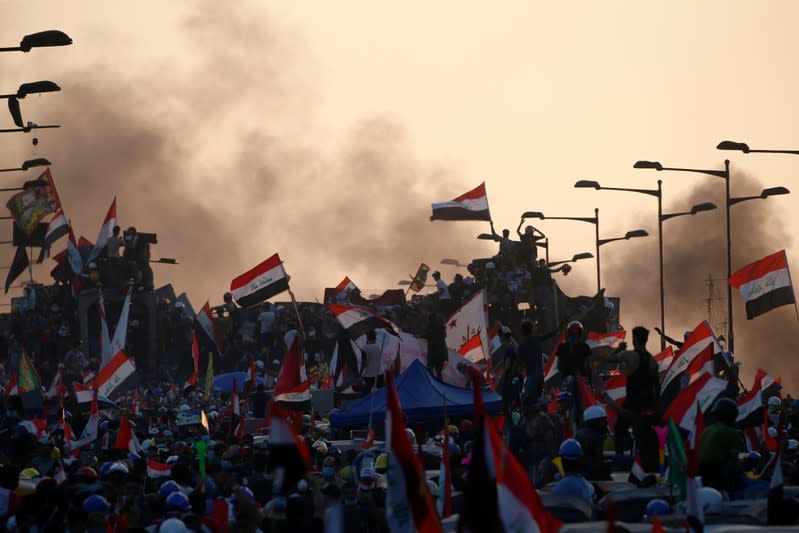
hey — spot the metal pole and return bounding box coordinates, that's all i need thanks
[658,180,665,350]
[595,208,601,294]
[725,159,734,354]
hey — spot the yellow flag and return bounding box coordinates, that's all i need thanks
[205,353,214,394]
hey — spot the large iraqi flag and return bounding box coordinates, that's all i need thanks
[430,182,491,222]
[729,250,796,319]
[230,253,289,307]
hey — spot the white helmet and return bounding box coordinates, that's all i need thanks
[789,439,799,451]
[697,487,723,515]
[179,404,191,412]
[583,405,606,422]
[405,428,416,445]
[768,396,781,407]
[768,426,779,438]
[158,518,191,533]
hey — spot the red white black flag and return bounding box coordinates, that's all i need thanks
[729,250,795,319]
[230,253,289,307]
[431,182,491,222]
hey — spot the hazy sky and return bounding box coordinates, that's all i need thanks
[1,2,798,385]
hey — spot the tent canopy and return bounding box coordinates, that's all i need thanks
[329,359,502,426]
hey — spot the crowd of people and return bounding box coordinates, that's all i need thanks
[0,219,795,532]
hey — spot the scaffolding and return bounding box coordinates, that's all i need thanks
[705,274,728,341]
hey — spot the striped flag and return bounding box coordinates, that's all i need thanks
[196,301,223,355]
[273,330,310,403]
[37,209,68,263]
[663,372,727,433]
[230,253,289,307]
[585,330,626,351]
[147,459,173,479]
[430,182,491,222]
[730,250,796,320]
[185,334,199,390]
[88,197,116,262]
[87,350,136,399]
[661,321,722,391]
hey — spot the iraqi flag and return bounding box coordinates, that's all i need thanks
[585,330,626,351]
[268,402,311,496]
[327,303,397,340]
[87,350,137,399]
[445,290,490,361]
[114,412,141,453]
[334,276,358,297]
[230,253,289,307]
[196,301,223,355]
[89,197,116,262]
[72,383,117,410]
[458,368,561,533]
[737,374,764,427]
[655,346,674,374]
[663,372,727,434]
[730,250,796,320]
[430,182,492,222]
[385,372,441,533]
[147,459,174,479]
[273,329,311,403]
[36,209,68,263]
[71,388,99,450]
[661,321,722,391]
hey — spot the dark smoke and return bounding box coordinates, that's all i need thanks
[603,171,795,389]
[0,5,485,304]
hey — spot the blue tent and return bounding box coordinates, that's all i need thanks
[329,359,502,426]
[213,372,265,393]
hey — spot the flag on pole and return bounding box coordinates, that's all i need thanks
[730,250,796,319]
[147,459,174,479]
[89,197,116,262]
[98,291,113,368]
[18,349,40,393]
[71,388,99,449]
[409,263,430,293]
[273,329,311,403]
[5,168,61,236]
[230,253,289,307]
[385,372,441,533]
[185,334,200,390]
[585,330,626,351]
[663,372,727,434]
[4,374,17,396]
[36,209,68,263]
[445,290,489,361]
[45,367,65,399]
[4,246,29,294]
[334,276,358,298]
[655,345,674,374]
[268,402,311,496]
[661,321,722,391]
[86,351,136,399]
[327,303,398,339]
[457,333,484,363]
[430,182,492,222]
[109,286,132,361]
[196,301,223,355]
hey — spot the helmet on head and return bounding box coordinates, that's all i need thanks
[312,440,328,456]
[76,466,98,481]
[405,428,416,445]
[165,491,190,511]
[583,405,606,422]
[83,494,111,514]
[108,462,129,475]
[768,396,781,407]
[158,518,191,533]
[645,498,671,518]
[697,487,723,515]
[375,453,389,472]
[789,439,799,451]
[159,480,181,498]
[566,321,583,337]
[559,438,583,459]
[557,391,573,403]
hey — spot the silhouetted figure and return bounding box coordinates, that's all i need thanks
[424,313,447,379]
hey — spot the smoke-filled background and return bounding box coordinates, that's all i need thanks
[2,2,799,389]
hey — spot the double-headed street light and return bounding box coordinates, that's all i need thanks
[633,159,789,353]
[0,158,51,173]
[0,81,61,100]
[0,30,73,53]
[440,258,468,268]
[521,209,648,294]
[717,140,799,156]
[575,179,717,349]
[548,251,594,268]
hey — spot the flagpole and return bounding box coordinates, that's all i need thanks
[784,251,799,330]
[286,283,305,336]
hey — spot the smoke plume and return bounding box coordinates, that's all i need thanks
[603,172,795,389]
[0,4,485,305]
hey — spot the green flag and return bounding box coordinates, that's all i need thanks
[194,438,209,480]
[667,418,687,501]
[205,353,214,395]
[18,349,40,393]
[409,263,430,292]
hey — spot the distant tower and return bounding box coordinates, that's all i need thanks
[705,274,728,342]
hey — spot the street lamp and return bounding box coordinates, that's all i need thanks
[440,258,468,268]
[0,81,61,100]
[0,30,73,53]
[717,140,799,156]
[633,158,789,353]
[0,158,51,173]
[548,251,594,267]
[521,209,643,294]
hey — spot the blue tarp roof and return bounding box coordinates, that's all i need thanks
[329,359,503,426]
